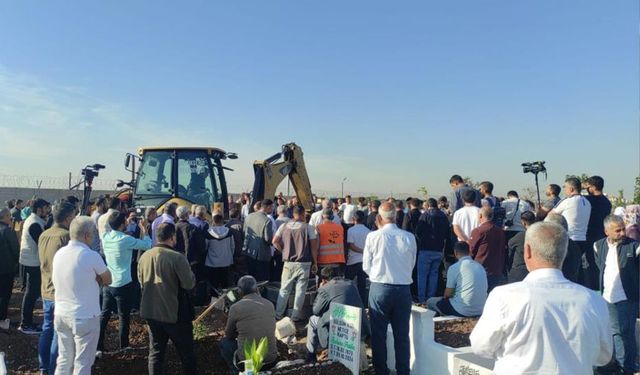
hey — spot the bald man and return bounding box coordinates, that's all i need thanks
[363,202,416,375]
[468,207,506,292]
[471,222,612,374]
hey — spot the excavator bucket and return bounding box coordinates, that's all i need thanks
[251,143,314,212]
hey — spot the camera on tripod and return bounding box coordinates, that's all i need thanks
[521,161,546,174]
[520,161,547,207]
[81,164,106,180]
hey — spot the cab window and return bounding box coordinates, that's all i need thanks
[136,151,172,196]
[177,151,216,206]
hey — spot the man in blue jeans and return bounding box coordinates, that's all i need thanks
[414,198,451,303]
[363,202,416,375]
[37,202,76,374]
[19,198,50,335]
[98,212,152,354]
[594,215,639,373]
[426,242,487,317]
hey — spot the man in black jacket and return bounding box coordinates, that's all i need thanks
[0,208,19,330]
[394,201,405,228]
[414,199,451,303]
[366,200,381,231]
[543,213,581,284]
[175,206,207,305]
[306,266,370,363]
[449,175,481,213]
[402,198,422,299]
[402,198,422,234]
[594,215,639,374]
[226,207,246,277]
[507,211,536,283]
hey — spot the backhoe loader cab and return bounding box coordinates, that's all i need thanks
[129,147,237,215]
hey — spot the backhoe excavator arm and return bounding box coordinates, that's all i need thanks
[251,143,314,212]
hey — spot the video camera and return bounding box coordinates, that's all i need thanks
[521,161,546,174]
[81,164,106,180]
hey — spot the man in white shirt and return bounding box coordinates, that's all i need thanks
[452,190,480,242]
[53,216,112,375]
[363,202,416,375]
[470,222,612,375]
[427,241,487,317]
[97,197,122,240]
[500,190,532,242]
[340,195,357,225]
[345,211,371,305]
[594,215,639,373]
[309,199,340,228]
[552,177,593,288]
[240,196,250,222]
[90,197,107,253]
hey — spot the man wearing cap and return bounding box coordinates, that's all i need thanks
[220,275,277,374]
[316,208,346,270]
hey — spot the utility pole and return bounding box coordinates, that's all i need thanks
[341,177,347,198]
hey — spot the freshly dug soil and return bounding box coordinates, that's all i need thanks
[0,288,362,375]
[1,288,42,374]
[433,317,479,348]
[272,361,352,375]
[92,309,230,374]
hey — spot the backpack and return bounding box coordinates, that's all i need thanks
[490,197,506,227]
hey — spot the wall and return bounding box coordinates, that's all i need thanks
[0,187,114,206]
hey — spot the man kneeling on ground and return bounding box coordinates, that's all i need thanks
[426,242,487,317]
[306,266,370,363]
[220,276,278,374]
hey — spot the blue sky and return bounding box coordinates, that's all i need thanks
[0,1,638,198]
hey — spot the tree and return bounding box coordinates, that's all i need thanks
[416,186,429,200]
[634,176,640,204]
[521,186,539,203]
[610,189,627,209]
[564,173,590,184]
[463,177,480,189]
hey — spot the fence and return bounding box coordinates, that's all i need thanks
[0,175,416,202]
[0,174,120,191]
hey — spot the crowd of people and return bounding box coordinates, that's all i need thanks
[0,172,638,375]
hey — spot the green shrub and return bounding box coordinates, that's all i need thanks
[243,337,268,373]
[192,322,208,340]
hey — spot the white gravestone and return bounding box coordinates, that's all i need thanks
[329,302,362,375]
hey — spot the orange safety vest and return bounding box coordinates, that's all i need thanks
[316,222,345,265]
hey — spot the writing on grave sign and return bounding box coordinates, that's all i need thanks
[453,357,494,375]
[329,302,361,375]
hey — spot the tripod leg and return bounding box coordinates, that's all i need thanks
[535,174,541,207]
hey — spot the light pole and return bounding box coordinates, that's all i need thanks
[341,177,347,198]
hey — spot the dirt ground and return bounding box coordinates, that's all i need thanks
[0,287,356,374]
[433,317,479,348]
